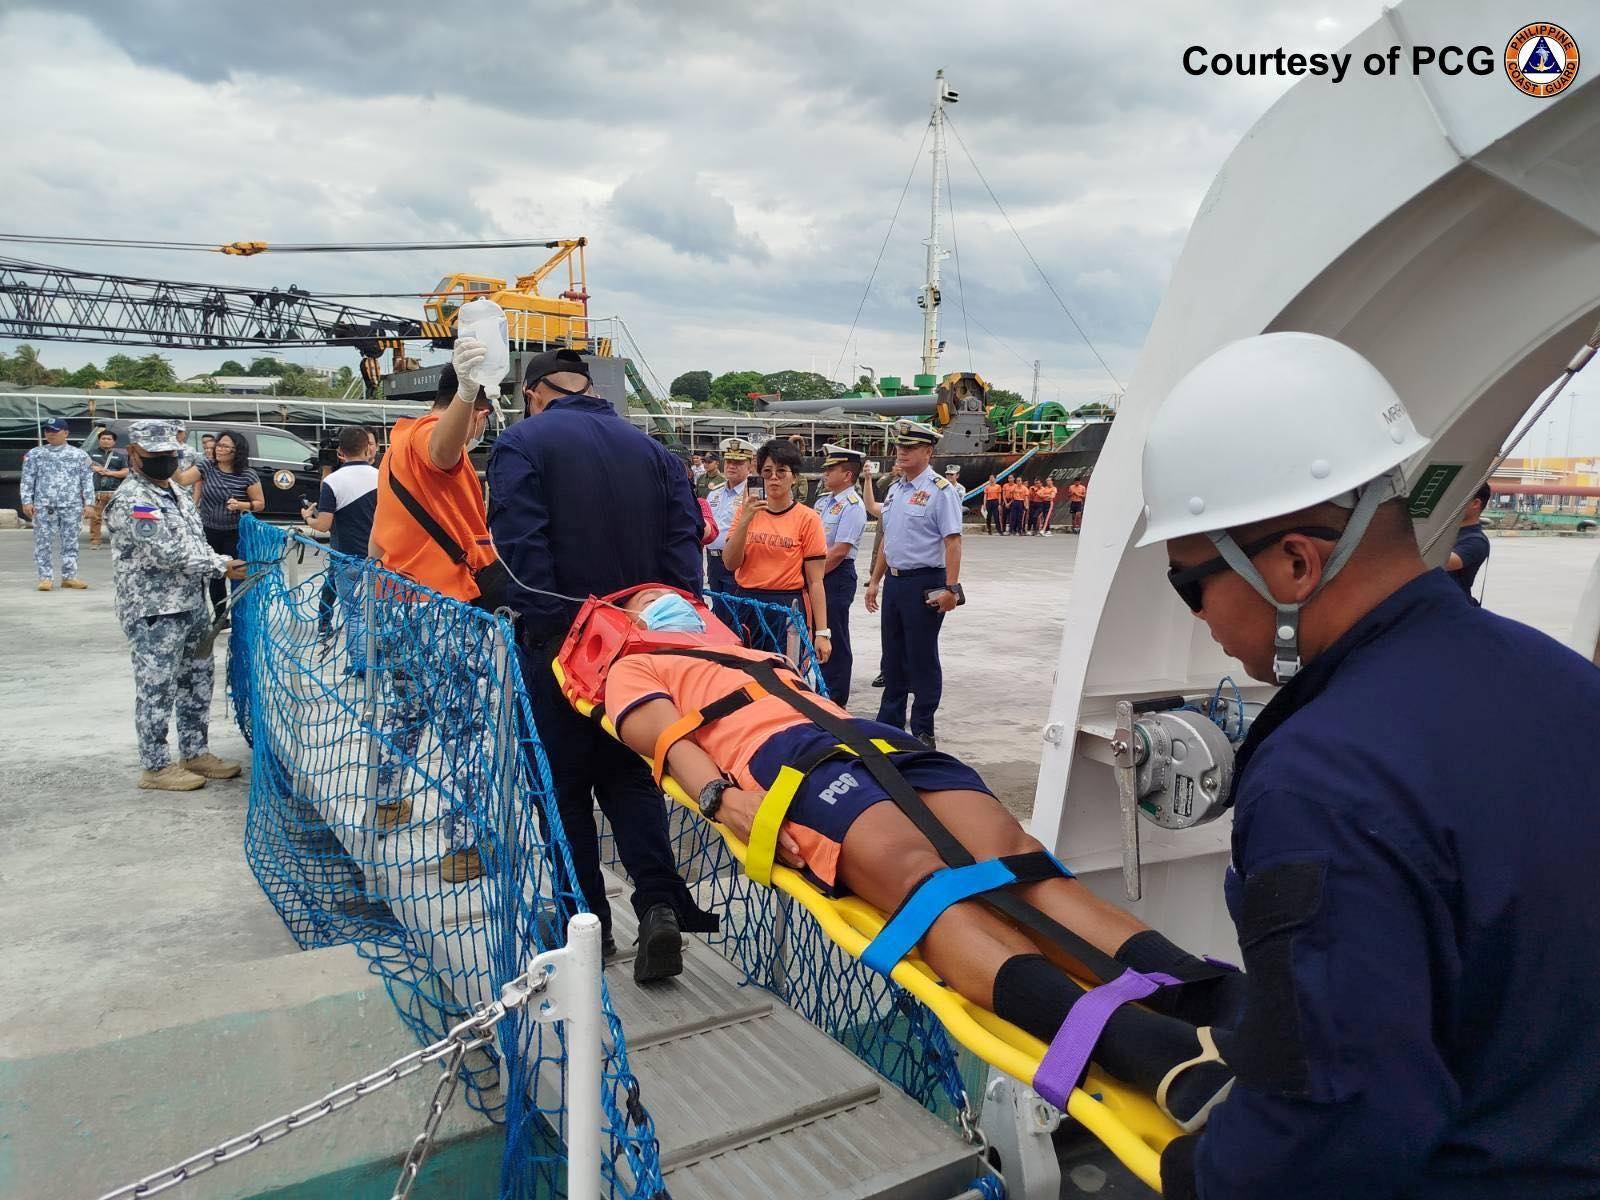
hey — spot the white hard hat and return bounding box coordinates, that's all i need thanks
[1135,333,1428,547]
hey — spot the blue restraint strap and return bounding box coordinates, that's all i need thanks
[862,859,1020,975]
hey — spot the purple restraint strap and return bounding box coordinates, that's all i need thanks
[1033,969,1182,1109]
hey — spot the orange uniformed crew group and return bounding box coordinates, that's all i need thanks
[981,474,1086,536]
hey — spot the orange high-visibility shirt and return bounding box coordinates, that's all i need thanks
[983,483,1002,501]
[371,412,492,601]
[732,501,826,592]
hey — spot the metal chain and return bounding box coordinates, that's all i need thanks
[955,1090,991,1165]
[96,969,550,1200]
[391,1041,468,1200]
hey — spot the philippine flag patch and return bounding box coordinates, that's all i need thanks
[130,504,161,521]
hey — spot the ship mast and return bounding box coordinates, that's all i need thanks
[919,70,958,379]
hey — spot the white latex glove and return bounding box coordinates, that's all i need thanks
[452,337,487,401]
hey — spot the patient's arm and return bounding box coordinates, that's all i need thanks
[615,696,805,866]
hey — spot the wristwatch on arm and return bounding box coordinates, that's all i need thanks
[697,777,731,822]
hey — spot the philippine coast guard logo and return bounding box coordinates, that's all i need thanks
[271,469,296,490]
[1505,23,1579,98]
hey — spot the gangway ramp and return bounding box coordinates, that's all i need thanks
[261,569,986,1199]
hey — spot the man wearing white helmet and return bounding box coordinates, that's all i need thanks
[1142,334,1600,1199]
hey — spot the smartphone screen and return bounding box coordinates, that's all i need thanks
[748,477,766,499]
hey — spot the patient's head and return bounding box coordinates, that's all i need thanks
[623,587,707,634]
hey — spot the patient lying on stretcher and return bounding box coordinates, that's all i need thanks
[604,588,1243,1129]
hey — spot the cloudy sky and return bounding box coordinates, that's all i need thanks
[1,0,1594,447]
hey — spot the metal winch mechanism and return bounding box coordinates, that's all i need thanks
[1111,693,1240,900]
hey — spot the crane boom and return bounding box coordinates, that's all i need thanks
[0,258,432,395]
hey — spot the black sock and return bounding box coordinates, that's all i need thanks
[992,954,1231,1122]
[1115,930,1248,1028]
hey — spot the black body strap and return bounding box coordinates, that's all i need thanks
[647,646,1129,983]
[387,469,469,565]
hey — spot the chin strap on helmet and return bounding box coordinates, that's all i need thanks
[1208,474,1397,683]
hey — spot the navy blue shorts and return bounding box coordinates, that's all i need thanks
[746,718,993,895]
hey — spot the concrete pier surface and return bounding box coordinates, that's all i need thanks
[2,525,1595,1196]
[0,533,494,1200]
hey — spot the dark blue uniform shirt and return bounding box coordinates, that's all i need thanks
[1185,569,1600,1200]
[486,395,702,643]
[1450,522,1490,599]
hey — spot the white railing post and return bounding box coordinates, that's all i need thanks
[550,913,603,1200]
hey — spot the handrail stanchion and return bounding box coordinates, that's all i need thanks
[559,913,604,1200]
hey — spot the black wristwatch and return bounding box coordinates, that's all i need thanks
[697,778,731,822]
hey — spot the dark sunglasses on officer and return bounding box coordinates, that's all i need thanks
[1166,525,1343,613]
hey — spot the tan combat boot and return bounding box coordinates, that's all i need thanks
[61,578,88,590]
[438,847,483,884]
[139,764,206,791]
[36,580,51,591]
[371,798,414,831]
[181,752,242,779]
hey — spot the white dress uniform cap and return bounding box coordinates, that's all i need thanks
[893,418,940,447]
[821,443,865,468]
[719,436,754,461]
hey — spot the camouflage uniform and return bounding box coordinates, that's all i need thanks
[105,421,232,771]
[20,440,94,581]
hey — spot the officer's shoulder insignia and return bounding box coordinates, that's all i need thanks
[933,476,951,489]
[847,492,861,505]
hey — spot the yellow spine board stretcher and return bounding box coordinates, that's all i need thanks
[554,662,1179,1191]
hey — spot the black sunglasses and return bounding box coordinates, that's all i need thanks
[1166,526,1343,613]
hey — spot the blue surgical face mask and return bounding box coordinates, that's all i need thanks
[640,593,705,634]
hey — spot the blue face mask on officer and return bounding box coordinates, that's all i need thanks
[639,592,705,634]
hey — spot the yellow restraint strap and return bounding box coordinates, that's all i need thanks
[745,765,804,886]
[744,738,905,886]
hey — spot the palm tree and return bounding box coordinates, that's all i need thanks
[11,344,51,387]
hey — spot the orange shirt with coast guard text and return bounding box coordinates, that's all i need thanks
[371,412,493,602]
[605,644,855,882]
[734,502,826,592]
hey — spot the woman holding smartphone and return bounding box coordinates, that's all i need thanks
[193,429,265,617]
[724,438,831,664]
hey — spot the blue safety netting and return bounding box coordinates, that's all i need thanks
[228,518,665,1200]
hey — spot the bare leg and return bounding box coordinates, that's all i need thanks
[837,800,1037,1006]
[917,789,1147,974]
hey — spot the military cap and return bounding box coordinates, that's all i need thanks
[820,443,865,469]
[127,419,184,452]
[892,418,940,447]
[719,436,755,461]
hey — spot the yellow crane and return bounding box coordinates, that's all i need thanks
[421,237,598,352]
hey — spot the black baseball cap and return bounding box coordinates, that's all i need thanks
[523,348,591,389]
[434,364,491,408]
